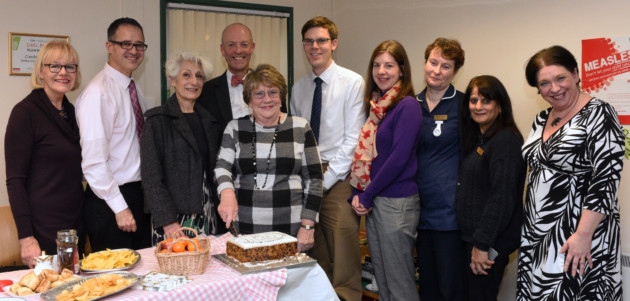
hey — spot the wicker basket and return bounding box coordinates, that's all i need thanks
[154,227,210,275]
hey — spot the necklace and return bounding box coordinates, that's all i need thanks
[58,109,68,119]
[251,115,281,190]
[550,92,581,127]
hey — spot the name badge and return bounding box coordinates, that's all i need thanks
[476,146,484,156]
[434,115,448,121]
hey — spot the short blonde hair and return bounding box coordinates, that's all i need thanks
[242,64,287,105]
[165,50,213,81]
[30,40,81,90]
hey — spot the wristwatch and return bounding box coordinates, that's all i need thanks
[301,224,315,230]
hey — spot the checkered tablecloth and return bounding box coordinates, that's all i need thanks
[0,234,289,301]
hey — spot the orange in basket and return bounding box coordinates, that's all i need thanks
[154,227,210,275]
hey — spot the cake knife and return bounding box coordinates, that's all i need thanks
[229,221,240,237]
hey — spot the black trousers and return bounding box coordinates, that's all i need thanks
[84,182,151,252]
[416,230,465,301]
[463,243,510,301]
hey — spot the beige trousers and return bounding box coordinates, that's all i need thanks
[310,174,362,301]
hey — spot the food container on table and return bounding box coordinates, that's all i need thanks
[56,229,79,274]
[154,227,210,276]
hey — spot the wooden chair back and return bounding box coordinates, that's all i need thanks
[0,206,23,267]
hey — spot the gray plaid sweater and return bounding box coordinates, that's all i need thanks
[215,115,323,236]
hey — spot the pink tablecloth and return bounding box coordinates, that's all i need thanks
[0,234,288,301]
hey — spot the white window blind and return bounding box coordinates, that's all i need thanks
[166,6,289,84]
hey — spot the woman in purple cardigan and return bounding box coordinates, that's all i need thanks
[350,40,422,301]
[5,40,84,268]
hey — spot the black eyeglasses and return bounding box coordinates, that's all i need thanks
[43,64,78,73]
[109,40,148,51]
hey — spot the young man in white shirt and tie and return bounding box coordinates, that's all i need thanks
[290,16,366,301]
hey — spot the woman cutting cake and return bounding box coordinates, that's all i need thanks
[214,64,323,253]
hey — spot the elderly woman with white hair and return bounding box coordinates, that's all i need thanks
[141,50,223,245]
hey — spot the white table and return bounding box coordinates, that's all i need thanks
[0,234,338,300]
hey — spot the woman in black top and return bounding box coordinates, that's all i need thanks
[456,75,526,300]
[5,40,84,267]
[141,51,223,245]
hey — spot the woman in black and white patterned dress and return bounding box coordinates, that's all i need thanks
[214,64,323,253]
[517,45,624,300]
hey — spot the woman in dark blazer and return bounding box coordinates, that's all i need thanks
[141,51,223,245]
[5,40,84,267]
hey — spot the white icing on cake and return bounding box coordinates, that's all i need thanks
[228,231,297,249]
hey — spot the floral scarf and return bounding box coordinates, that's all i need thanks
[350,81,401,190]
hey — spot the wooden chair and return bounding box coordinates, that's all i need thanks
[0,205,91,270]
[0,205,24,268]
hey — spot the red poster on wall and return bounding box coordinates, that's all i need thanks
[582,37,630,124]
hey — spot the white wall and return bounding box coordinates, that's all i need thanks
[0,0,161,205]
[332,0,630,133]
[1,0,629,299]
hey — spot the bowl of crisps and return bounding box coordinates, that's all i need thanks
[80,249,141,273]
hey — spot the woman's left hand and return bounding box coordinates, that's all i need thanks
[561,231,594,276]
[351,195,371,216]
[163,223,185,239]
[19,236,41,268]
[469,246,494,276]
[560,209,603,277]
[297,223,315,252]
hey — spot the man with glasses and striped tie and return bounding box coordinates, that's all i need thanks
[290,16,366,301]
[75,17,151,252]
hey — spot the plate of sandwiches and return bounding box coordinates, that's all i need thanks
[3,268,79,298]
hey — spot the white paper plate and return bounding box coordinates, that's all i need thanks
[2,276,81,299]
[2,285,38,299]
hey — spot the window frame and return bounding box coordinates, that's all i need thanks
[160,0,294,104]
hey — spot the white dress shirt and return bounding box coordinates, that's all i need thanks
[290,61,366,190]
[75,63,145,214]
[226,70,252,119]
